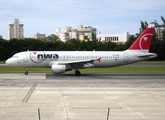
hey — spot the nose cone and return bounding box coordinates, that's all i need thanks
[6,59,9,65]
[6,59,12,65]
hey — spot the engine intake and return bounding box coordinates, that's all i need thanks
[51,65,66,74]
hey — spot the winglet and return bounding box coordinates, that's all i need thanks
[97,57,101,62]
[128,28,154,52]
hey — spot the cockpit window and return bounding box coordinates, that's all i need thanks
[12,55,18,58]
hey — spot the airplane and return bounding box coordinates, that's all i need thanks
[6,27,157,75]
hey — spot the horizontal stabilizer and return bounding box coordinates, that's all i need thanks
[136,53,157,58]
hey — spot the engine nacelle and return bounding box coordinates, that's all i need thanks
[51,65,66,74]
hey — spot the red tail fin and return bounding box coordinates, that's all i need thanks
[128,28,154,52]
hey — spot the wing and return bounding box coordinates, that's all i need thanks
[60,57,101,68]
[49,57,101,68]
[58,59,94,65]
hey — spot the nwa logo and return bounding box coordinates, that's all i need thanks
[139,33,153,50]
[30,51,59,63]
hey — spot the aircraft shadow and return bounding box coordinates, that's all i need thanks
[46,73,115,80]
[46,73,165,80]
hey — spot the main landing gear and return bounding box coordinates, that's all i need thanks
[75,69,81,76]
[25,68,28,75]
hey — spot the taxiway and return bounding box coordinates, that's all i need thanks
[0,73,165,120]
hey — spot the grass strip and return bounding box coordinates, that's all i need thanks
[0,66,165,73]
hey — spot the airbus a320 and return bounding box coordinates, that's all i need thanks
[6,27,157,75]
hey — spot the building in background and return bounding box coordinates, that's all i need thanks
[33,33,46,39]
[54,25,97,42]
[97,32,130,43]
[148,22,165,40]
[8,19,24,40]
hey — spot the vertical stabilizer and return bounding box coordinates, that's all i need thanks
[128,28,154,53]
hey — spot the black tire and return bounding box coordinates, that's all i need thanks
[75,70,81,76]
[25,72,28,75]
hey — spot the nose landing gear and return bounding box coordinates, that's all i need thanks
[25,68,28,75]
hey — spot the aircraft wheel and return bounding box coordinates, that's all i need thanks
[25,72,28,75]
[75,70,81,76]
[25,68,28,75]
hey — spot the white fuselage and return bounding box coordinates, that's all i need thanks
[6,50,157,69]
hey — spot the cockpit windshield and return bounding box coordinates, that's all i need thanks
[12,55,18,58]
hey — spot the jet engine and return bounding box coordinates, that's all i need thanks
[51,65,66,74]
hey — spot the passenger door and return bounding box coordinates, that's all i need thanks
[23,53,28,62]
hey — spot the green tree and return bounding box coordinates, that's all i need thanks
[140,21,148,33]
[160,16,165,41]
[46,34,60,42]
[105,41,117,51]
[91,32,97,41]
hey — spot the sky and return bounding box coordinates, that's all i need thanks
[0,0,165,39]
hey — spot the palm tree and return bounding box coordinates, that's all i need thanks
[160,16,165,41]
[140,21,148,33]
